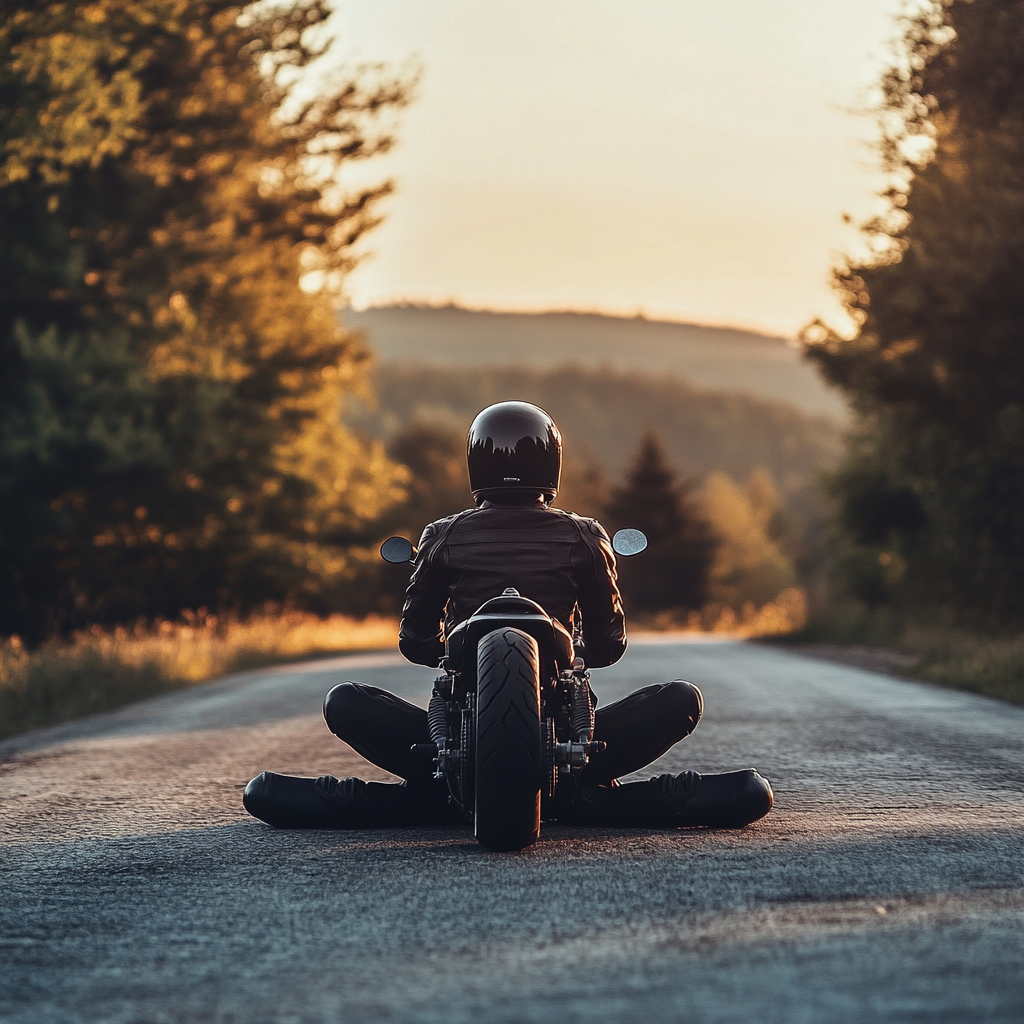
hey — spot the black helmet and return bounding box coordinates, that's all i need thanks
[467,402,562,502]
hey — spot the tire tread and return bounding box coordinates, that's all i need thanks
[474,628,542,851]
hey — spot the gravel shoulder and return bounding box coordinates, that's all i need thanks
[2,638,1022,1023]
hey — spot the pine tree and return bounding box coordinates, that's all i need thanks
[605,430,717,613]
[0,1,410,639]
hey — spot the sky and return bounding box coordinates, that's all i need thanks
[322,0,910,337]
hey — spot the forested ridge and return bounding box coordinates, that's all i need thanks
[345,303,845,418]
[357,361,840,503]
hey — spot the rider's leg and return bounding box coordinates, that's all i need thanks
[585,680,703,784]
[242,682,457,829]
[568,769,773,828]
[242,772,462,829]
[322,681,434,785]
[566,679,773,827]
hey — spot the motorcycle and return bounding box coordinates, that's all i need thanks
[380,528,648,852]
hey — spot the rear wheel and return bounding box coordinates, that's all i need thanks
[474,628,542,851]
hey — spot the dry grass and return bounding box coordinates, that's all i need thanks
[906,627,1024,704]
[0,612,398,740]
[0,590,815,741]
[637,587,809,639]
[780,603,1024,705]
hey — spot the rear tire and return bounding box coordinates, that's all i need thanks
[474,628,542,851]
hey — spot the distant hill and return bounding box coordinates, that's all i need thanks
[352,363,842,507]
[343,304,846,419]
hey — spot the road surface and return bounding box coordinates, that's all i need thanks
[2,637,1022,1023]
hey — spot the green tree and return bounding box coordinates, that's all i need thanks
[701,470,797,608]
[803,0,1024,624]
[605,430,717,614]
[0,0,410,641]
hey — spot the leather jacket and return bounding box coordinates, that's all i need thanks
[399,497,627,669]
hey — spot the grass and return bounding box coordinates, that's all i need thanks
[13,589,1014,740]
[0,612,398,741]
[907,627,1024,704]
[781,601,1024,705]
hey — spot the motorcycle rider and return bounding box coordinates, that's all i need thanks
[243,402,773,830]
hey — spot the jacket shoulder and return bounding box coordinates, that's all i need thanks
[418,509,479,548]
[551,508,612,541]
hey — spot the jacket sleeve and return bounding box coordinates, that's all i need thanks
[575,518,627,668]
[398,521,449,667]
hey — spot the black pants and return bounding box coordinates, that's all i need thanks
[322,679,703,786]
[245,679,773,828]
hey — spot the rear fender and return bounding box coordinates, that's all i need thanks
[446,613,572,689]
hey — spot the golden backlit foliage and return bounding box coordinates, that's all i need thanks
[637,466,808,636]
[640,587,808,639]
[0,0,411,640]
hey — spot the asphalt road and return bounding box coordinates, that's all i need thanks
[2,637,1022,1023]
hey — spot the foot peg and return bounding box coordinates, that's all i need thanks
[553,739,606,768]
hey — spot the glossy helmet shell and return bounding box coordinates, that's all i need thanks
[467,401,562,501]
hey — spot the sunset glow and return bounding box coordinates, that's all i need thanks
[327,0,909,336]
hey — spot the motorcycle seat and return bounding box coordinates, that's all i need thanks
[445,595,574,682]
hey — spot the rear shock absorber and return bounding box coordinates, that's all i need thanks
[407,682,454,781]
[569,657,595,743]
[552,658,606,776]
[427,687,449,750]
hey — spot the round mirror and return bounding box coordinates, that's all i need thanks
[380,536,415,564]
[612,528,648,557]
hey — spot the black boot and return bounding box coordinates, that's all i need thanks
[242,772,463,829]
[568,768,773,828]
[675,769,774,827]
[243,772,363,828]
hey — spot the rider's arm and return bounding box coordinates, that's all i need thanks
[574,519,627,668]
[398,521,449,667]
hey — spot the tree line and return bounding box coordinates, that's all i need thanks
[3,0,1020,643]
[358,361,841,496]
[803,0,1024,629]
